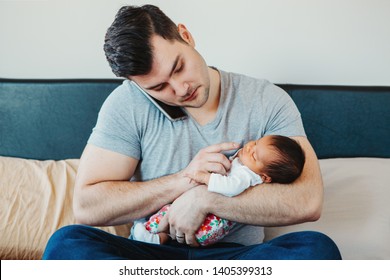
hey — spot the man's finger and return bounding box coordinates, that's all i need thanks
[205,153,232,172]
[203,142,240,153]
[204,162,228,176]
[185,234,199,247]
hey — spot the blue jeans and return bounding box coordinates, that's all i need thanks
[42,225,341,260]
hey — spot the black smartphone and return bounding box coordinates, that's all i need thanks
[132,81,188,122]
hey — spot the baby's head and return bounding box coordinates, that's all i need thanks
[237,135,305,184]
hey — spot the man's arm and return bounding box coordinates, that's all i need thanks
[73,141,239,227]
[73,144,194,226]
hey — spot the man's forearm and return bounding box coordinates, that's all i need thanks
[73,172,193,226]
[204,182,321,227]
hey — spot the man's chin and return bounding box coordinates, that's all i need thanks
[189,90,209,108]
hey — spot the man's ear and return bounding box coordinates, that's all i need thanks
[178,24,195,47]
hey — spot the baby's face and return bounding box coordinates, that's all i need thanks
[237,136,276,175]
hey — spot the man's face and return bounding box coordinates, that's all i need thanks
[130,35,211,108]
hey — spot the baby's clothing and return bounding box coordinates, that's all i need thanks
[209,157,263,197]
[130,219,160,244]
[130,204,235,246]
[130,153,264,246]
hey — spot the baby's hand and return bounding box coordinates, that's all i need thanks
[185,171,211,185]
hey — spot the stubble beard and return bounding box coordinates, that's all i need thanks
[183,85,210,109]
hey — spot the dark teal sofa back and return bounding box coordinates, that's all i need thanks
[279,84,390,159]
[0,79,122,160]
[1,79,389,160]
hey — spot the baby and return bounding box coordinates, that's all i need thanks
[130,135,305,246]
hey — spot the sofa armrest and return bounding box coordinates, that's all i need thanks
[0,156,130,260]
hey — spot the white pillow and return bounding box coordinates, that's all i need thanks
[264,158,390,260]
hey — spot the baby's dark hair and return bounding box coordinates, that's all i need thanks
[264,135,305,184]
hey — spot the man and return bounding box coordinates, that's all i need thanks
[43,5,341,259]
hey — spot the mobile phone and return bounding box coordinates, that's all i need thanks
[131,81,188,122]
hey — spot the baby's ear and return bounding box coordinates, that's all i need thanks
[261,174,272,183]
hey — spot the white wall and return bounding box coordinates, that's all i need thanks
[0,0,389,85]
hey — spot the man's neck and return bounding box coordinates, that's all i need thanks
[186,67,221,126]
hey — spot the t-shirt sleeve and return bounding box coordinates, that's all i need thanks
[87,83,142,159]
[262,84,306,137]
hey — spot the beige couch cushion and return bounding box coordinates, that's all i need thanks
[0,156,130,260]
[2,156,389,259]
[264,158,390,259]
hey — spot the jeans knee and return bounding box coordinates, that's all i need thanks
[49,225,91,243]
[302,231,342,260]
[264,230,342,260]
[42,225,94,259]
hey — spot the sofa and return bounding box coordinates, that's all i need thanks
[1,78,389,260]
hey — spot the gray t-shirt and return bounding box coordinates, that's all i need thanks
[88,69,305,245]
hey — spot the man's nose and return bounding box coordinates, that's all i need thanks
[171,78,189,97]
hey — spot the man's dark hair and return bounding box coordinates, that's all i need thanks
[104,5,184,78]
[265,135,306,184]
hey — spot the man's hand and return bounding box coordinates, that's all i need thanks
[157,142,239,246]
[158,186,209,247]
[183,142,239,179]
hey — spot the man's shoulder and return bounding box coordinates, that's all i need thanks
[107,79,138,99]
[219,69,275,92]
[103,79,152,109]
[217,69,286,104]
[219,68,269,83]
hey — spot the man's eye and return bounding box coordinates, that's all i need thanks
[154,84,167,92]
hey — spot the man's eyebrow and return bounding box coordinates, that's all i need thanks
[145,55,180,90]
